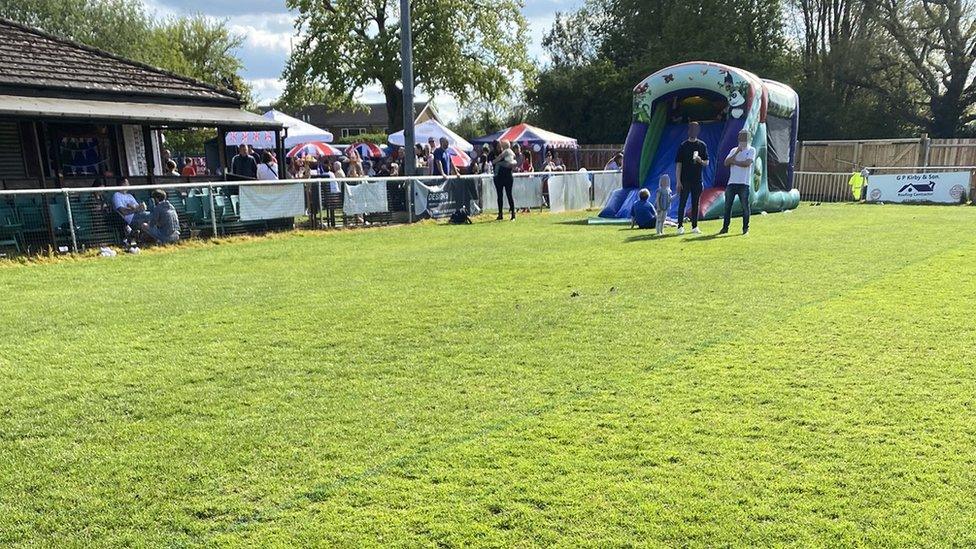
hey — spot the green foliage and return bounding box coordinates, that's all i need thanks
[155,15,253,106]
[864,0,976,137]
[526,61,633,143]
[335,132,388,145]
[531,0,796,143]
[280,0,536,132]
[454,99,530,139]
[0,0,252,105]
[533,0,976,139]
[163,128,216,156]
[2,205,976,544]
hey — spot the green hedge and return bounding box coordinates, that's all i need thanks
[335,133,388,145]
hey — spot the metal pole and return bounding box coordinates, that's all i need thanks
[208,185,218,237]
[400,0,416,222]
[317,181,323,229]
[64,191,78,253]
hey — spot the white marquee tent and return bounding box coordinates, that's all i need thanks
[388,119,473,152]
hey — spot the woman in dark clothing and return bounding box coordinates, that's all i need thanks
[493,140,517,220]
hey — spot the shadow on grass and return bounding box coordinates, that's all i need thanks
[683,231,746,242]
[624,232,681,243]
[554,219,593,226]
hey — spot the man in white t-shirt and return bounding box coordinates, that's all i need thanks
[719,129,755,235]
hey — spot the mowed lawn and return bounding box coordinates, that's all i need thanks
[1,203,975,546]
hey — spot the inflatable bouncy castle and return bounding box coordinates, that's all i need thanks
[599,62,800,221]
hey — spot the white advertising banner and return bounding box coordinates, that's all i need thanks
[122,124,148,176]
[239,183,306,221]
[343,180,389,215]
[593,172,623,209]
[867,171,970,204]
[481,175,544,211]
[548,172,590,213]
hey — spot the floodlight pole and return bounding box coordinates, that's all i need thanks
[400,0,416,222]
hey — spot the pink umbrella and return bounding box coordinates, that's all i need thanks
[345,142,385,159]
[287,142,343,158]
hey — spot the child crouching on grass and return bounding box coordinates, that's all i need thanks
[655,174,672,236]
[630,188,655,230]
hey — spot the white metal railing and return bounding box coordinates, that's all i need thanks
[0,170,622,257]
[793,171,854,202]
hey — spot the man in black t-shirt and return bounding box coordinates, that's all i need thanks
[230,144,258,180]
[674,122,710,234]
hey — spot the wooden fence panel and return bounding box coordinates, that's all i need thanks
[800,142,858,172]
[928,139,976,167]
[859,142,920,168]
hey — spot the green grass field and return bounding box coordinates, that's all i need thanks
[2,203,975,546]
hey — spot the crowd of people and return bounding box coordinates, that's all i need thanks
[221,139,585,186]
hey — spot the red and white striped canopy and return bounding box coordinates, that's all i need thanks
[471,123,578,149]
[287,142,343,158]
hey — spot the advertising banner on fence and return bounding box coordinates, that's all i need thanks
[413,178,481,219]
[867,171,970,204]
[343,181,389,215]
[239,183,306,221]
[548,172,590,213]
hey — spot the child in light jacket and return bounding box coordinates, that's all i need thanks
[655,174,672,236]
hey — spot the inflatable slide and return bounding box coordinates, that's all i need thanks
[599,62,801,221]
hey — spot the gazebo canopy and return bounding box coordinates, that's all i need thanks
[225,109,334,148]
[470,123,578,149]
[388,119,473,152]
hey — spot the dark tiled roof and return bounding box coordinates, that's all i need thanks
[0,18,240,105]
[296,102,427,128]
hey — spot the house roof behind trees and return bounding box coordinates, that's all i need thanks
[291,101,441,130]
[0,18,241,106]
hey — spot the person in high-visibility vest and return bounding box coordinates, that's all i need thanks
[848,167,870,201]
[848,170,863,200]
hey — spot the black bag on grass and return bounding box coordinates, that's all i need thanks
[449,206,473,225]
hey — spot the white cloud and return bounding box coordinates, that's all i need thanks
[248,78,286,104]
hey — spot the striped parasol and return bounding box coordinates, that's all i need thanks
[345,142,385,159]
[448,146,472,169]
[287,142,343,158]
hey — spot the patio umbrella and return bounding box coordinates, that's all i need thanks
[345,142,385,159]
[449,146,472,169]
[287,142,343,158]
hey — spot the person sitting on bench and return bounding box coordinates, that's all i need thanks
[138,189,180,244]
[112,178,150,246]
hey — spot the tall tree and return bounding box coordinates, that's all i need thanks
[786,0,915,138]
[280,0,535,132]
[157,15,252,105]
[865,0,976,137]
[530,0,797,143]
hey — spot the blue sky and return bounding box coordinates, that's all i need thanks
[145,0,585,119]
